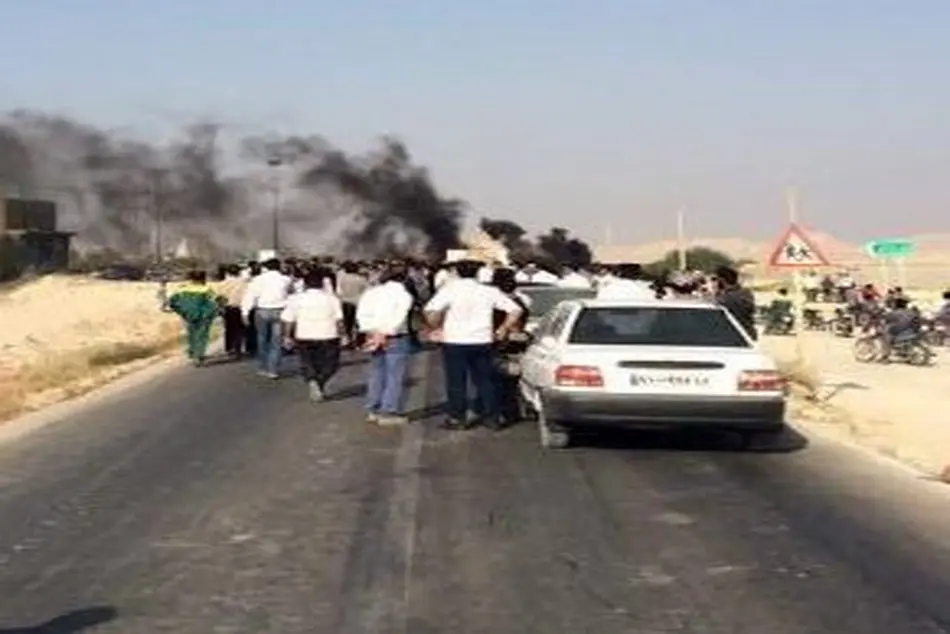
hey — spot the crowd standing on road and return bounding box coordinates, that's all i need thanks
[164,255,788,428]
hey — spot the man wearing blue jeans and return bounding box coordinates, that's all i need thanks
[254,308,285,376]
[241,258,292,379]
[365,334,413,421]
[356,263,416,425]
[424,260,522,431]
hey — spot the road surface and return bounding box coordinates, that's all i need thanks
[1,350,950,634]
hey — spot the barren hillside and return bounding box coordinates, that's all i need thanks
[595,228,950,288]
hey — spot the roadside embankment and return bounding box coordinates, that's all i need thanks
[0,275,187,421]
[762,331,950,478]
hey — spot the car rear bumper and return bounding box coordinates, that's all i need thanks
[541,390,785,431]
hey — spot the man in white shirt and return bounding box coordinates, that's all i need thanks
[356,264,416,425]
[557,265,593,288]
[424,260,523,431]
[433,263,456,290]
[595,263,656,300]
[476,262,495,284]
[515,262,559,285]
[336,262,370,347]
[592,264,617,291]
[241,258,293,379]
[281,267,345,402]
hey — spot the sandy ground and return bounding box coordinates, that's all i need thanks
[0,275,184,418]
[761,331,950,476]
[753,289,950,475]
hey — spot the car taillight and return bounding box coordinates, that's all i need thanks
[738,370,786,392]
[554,365,604,388]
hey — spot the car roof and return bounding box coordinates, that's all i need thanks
[572,297,721,310]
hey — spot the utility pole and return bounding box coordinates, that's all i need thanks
[267,156,283,252]
[676,207,687,270]
[786,187,799,224]
[148,169,165,264]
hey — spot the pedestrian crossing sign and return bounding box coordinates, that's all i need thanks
[767,223,829,268]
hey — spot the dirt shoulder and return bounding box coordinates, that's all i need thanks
[761,331,950,476]
[0,275,187,422]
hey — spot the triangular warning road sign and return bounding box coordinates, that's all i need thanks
[767,223,829,267]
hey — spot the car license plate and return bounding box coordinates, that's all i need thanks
[629,373,710,388]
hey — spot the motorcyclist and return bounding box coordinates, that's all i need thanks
[881,296,921,359]
[766,289,794,332]
[713,266,757,341]
[935,290,950,327]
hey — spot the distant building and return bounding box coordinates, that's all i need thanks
[0,197,75,279]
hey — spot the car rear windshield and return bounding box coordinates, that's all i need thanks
[568,306,751,348]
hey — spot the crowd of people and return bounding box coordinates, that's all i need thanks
[165,256,757,430]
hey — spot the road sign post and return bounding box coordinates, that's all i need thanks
[865,239,915,259]
[765,223,830,357]
[865,239,915,289]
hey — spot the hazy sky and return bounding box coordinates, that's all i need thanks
[2,0,948,245]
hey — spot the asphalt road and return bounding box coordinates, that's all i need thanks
[1,350,950,634]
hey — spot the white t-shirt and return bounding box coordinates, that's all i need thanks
[425,278,521,344]
[596,278,656,300]
[356,281,414,335]
[516,268,558,285]
[557,272,592,288]
[241,269,293,317]
[434,269,455,290]
[280,289,344,341]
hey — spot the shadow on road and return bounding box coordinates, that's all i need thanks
[329,378,420,401]
[570,424,808,454]
[0,606,117,633]
[406,403,445,422]
[200,352,245,366]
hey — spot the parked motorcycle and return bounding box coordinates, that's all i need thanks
[831,308,854,338]
[763,313,795,336]
[921,318,947,347]
[854,332,935,366]
[802,308,827,331]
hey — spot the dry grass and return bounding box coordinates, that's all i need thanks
[0,275,202,422]
[0,322,184,422]
[776,355,821,400]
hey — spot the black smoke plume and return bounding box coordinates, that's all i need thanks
[0,110,464,259]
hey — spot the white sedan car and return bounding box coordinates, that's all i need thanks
[519,297,787,449]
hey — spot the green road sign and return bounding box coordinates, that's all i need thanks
[865,239,915,258]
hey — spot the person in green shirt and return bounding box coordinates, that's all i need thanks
[168,270,220,366]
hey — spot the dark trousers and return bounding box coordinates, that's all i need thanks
[341,302,362,348]
[442,343,497,422]
[222,306,245,355]
[298,339,341,388]
[494,367,521,422]
[244,309,258,356]
[342,302,357,339]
